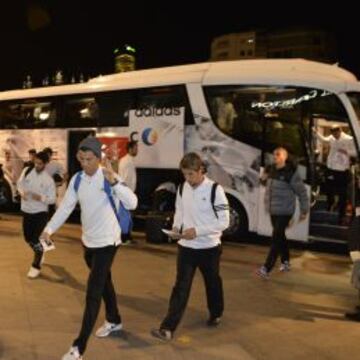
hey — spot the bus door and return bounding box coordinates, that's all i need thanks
[308,113,358,242]
[255,87,311,241]
[287,87,360,242]
[256,122,311,241]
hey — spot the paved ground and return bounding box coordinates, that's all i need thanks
[0,214,359,360]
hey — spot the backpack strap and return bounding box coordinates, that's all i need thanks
[73,171,128,232]
[103,178,133,233]
[178,182,184,197]
[73,171,83,193]
[210,183,219,219]
[103,178,122,228]
[24,166,34,178]
[179,181,220,219]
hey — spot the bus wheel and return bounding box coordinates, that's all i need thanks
[223,196,248,241]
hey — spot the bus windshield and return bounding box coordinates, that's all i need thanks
[204,85,350,160]
[348,92,360,127]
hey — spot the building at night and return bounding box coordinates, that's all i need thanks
[211,28,337,63]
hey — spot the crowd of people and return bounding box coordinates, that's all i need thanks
[0,126,359,359]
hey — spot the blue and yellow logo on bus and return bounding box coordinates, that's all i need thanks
[142,128,158,146]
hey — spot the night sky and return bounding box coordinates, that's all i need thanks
[0,1,358,90]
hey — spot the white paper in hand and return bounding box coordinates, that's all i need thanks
[40,237,56,252]
[161,229,182,239]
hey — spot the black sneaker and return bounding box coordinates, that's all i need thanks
[151,328,173,341]
[207,316,222,327]
[345,312,360,322]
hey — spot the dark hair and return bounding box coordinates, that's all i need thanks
[43,147,53,155]
[78,146,101,158]
[35,151,50,164]
[273,146,288,155]
[28,148,36,154]
[180,152,206,173]
[330,126,341,132]
[127,140,138,152]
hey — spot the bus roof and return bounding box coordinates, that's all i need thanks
[0,59,357,101]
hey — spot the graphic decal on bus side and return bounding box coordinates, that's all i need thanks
[127,107,185,169]
[0,129,67,186]
[96,107,185,169]
[184,114,261,231]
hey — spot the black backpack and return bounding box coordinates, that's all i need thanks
[178,182,219,219]
[348,216,360,252]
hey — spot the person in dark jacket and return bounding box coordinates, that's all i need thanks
[257,147,309,279]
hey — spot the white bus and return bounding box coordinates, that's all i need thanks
[0,59,359,243]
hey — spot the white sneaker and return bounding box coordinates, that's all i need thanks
[95,321,123,338]
[27,266,40,279]
[279,261,291,272]
[62,346,83,360]
[256,266,270,279]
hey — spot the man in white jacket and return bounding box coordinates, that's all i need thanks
[118,140,138,243]
[151,152,230,341]
[118,140,138,193]
[17,151,56,279]
[41,137,138,360]
[314,125,356,223]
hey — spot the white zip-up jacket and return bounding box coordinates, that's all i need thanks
[44,167,138,248]
[17,167,56,214]
[174,177,230,249]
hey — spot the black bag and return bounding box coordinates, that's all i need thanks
[152,189,176,212]
[0,185,8,206]
[348,216,360,252]
[145,211,173,244]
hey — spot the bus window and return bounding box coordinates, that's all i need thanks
[97,90,135,127]
[62,97,99,128]
[135,85,194,124]
[204,86,305,158]
[0,99,57,129]
[264,118,305,160]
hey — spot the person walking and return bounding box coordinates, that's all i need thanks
[41,137,137,360]
[17,151,56,279]
[257,147,309,279]
[151,152,230,341]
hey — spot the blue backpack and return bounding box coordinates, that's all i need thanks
[73,172,133,235]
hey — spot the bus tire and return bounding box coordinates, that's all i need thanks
[223,196,248,241]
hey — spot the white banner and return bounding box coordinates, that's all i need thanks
[129,107,184,168]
